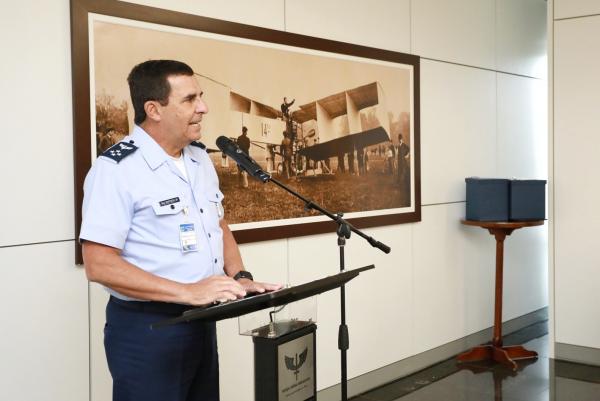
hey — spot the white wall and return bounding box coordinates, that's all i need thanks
[0,1,89,400]
[0,1,548,400]
[552,0,600,356]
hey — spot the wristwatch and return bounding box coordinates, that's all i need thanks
[233,270,254,281]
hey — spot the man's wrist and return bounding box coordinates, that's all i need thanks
[233,270,253,281]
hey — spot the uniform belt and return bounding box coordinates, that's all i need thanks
[109,295,194,316]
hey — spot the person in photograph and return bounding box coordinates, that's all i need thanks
[357,146,365,176]
[236,126,251,188]
[397,133,411,196]
[266,143,276,173]
[337,151,346,174]
[80,59,281,401]
[281,130,293,179]
[280,96,295,119]
[281,97,296,141]
[385,144,394,174]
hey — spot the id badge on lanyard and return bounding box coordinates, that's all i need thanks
[179,207,199,253]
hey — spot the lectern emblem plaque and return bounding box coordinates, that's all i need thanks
[278,334,314,401]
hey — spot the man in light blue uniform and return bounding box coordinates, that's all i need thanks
[80,60,280,401]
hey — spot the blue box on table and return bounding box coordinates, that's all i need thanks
[509,179,546,221]
[465,178,510,221]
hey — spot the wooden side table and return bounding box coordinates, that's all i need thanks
[457,219,544,370]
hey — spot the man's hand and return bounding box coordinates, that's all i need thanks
[182,276,247,306]
[237,278,283,294]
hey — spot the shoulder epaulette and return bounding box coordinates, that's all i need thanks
[100,141,138,163]
[189,141,206,150]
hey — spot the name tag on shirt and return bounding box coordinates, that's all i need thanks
[179,223,199,252]
[160,197,180,207]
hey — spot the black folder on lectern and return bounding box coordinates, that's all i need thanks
[153,265,374,328]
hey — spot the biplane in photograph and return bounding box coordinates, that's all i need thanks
[197,76,391,178]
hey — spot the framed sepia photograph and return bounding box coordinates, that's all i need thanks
[71,0,421,263]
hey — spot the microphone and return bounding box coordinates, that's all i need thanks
[216,136,271,183]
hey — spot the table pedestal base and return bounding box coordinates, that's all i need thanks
[457,344,538,371]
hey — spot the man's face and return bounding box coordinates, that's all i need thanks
[159,74,208,145]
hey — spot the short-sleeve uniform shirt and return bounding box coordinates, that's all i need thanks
[80,126,225,300]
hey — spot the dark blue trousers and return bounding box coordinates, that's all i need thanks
[105,297,220,401]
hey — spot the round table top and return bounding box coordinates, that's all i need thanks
[461,220,545,229]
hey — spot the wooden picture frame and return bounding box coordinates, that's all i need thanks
[70,0,420,264]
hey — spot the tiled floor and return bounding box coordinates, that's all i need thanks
[352,321,600,401]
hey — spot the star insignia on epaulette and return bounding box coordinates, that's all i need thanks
[189,141,206,149]
[101,141,138,163]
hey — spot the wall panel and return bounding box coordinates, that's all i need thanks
[0,0,74,246]
[420,60,496,205]
[412,203,495,354]
[0,242,88,401]
[554,16,600,349]
[555,0,600,20]
[412,0,495,69]
[502,224,548,321]
[285,0,410,53]
[496,0,547,78]
[288,224,413,390]
[496,73,547,179]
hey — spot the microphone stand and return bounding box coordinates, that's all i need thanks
[256,172,391,401]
